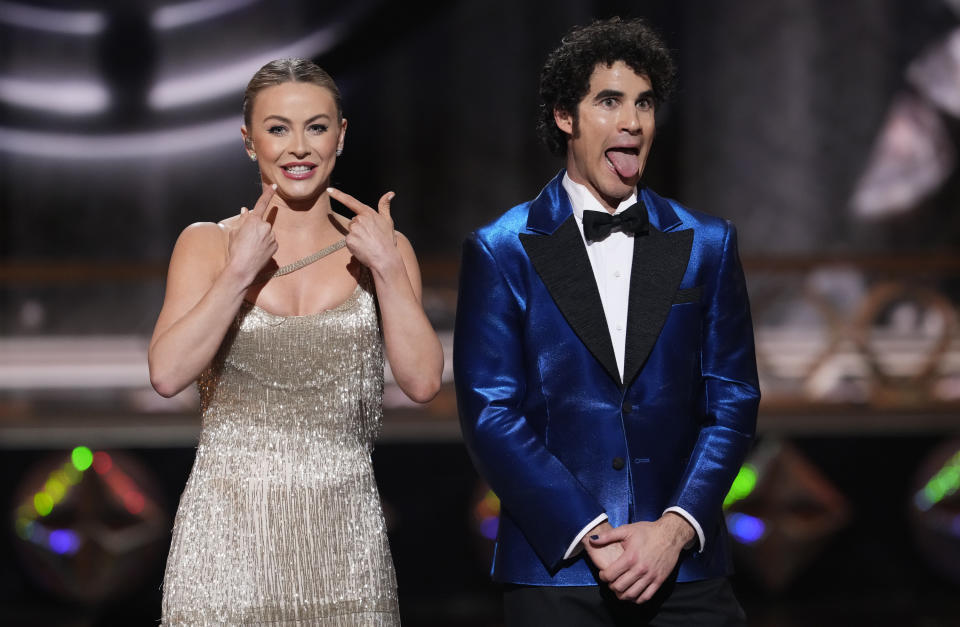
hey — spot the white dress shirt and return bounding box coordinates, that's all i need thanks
[559,173,704,559]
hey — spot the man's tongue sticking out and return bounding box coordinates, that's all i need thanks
[606,149,640,179]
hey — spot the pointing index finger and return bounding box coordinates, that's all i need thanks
[327,187,375,216]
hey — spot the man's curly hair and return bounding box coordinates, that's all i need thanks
[537,17,676,156]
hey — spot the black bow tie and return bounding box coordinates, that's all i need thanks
[581,202,648,241]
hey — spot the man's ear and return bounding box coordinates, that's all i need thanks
[554,108,574,135]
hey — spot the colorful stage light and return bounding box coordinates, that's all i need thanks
[33,492,53,517]
[722,440,850,591]
[9,448,167,602]
[915,448,960,511]
[48,529,81,556]
[71,446,93,472]
[910,439,960,584]
[723,464,757,509]
[727,512,766,544]
[92,451,113,474]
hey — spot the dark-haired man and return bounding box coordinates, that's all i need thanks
[455,17,760,626]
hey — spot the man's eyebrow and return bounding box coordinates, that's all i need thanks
[594,89,624,100]
[261,113,332,124]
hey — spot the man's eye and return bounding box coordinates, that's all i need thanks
[600,98,617,108]
[638,98,654,111]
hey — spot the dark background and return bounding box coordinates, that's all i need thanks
[2,1,960,625]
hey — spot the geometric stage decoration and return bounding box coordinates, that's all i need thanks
[10,447,168,602]
[723,440,851,591]
[910,438,960,585]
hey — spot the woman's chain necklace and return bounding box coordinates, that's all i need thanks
[263,238,347,279]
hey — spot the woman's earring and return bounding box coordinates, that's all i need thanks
[336,148,342,156]
[249,153,257,161]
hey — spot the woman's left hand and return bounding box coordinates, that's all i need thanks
[328,187,442,404]
[327,187,399,272]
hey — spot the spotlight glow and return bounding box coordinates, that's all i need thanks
[148,25,345,109]
[727,512,766,544]
[0,77,110,115]
[93,451,113,475]
[0,2,106,35]
[48,529,81,555]
[151,0,259,30]
[71,446,94,472]
[723,464,758,509]
[33,492,53,516]
[0,117,240,159]
[479,516,499,540]
[473,489,501,541]
[916,449,960,511]
[43,477,66,503]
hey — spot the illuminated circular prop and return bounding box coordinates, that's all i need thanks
[10,446,168,602]
[910,438,960,584]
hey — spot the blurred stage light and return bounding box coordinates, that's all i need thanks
[908,29,960,118]
[10,447,168,602]
[723,440,850,591]
[71,445,93,472]
[726,512,766,545]
[0,117,239,159]
[151,0,260,30]
[723,464,758,508]
[0,77,110,115]
[473,488,500,541]
[470,482,500,567]
[911,439,960,585]
[914,448,960,511]
[850,94,955,219]
[0,1,105,35]
[147,25,346,110]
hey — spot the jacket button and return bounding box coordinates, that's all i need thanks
[612,457,625,470]
[622,401,632,414]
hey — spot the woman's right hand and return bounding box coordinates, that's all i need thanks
[226,183,279,285]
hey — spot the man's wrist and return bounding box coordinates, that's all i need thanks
[663,511,697,549]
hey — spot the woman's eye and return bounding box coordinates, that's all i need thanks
[308,124,328,134]
[268,126,286,135]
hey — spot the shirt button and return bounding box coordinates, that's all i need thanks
[612,457,625,470]
[614,270,621,278]
[616,323,623,331]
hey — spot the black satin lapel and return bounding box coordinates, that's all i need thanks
[622,228,694,388]
[520,218,621,386]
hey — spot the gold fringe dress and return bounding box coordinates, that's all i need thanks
[161,272,400,626]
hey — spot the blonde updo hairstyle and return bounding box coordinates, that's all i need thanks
[242,58,343,145]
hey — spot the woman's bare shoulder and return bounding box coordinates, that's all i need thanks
[171,221,228,263]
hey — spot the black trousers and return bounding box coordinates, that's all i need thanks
[503,577,746,627]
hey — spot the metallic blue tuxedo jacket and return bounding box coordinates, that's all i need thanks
[454,171,760,586]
